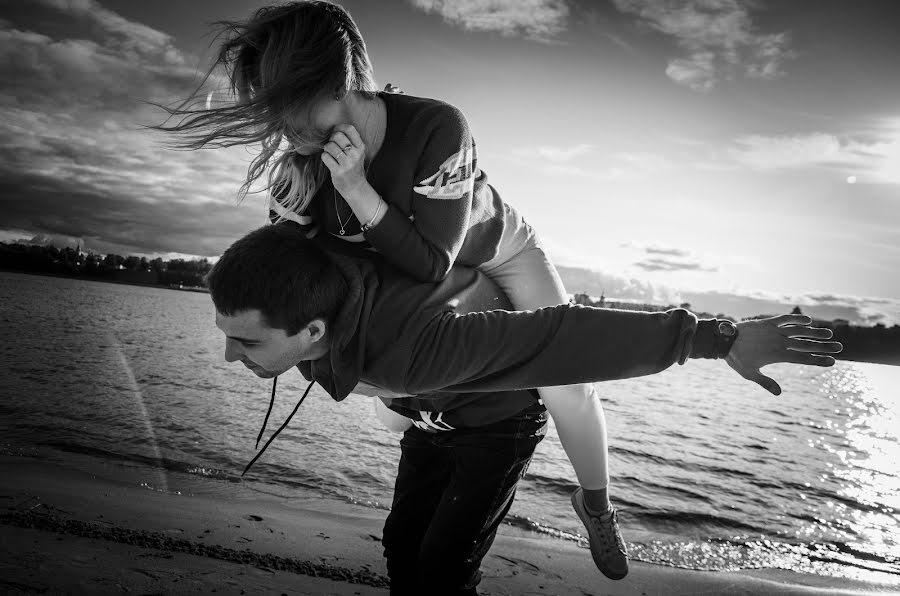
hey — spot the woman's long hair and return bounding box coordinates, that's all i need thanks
[156,1,377,216]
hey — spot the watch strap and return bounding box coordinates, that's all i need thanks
[689,319,737,360]
[714,320,738,358]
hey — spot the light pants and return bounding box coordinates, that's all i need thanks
[374,214,611,490]
[477,217,611,491]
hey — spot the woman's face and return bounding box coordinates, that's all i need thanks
[283,96,348,156]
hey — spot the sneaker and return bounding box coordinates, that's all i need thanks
[571,487,629,580]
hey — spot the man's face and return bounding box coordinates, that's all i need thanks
[215,309,326,378]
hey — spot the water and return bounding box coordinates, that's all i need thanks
[1,271,898,585]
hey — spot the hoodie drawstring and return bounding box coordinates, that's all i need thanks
[255,376,278,449]
[242,378,316,477]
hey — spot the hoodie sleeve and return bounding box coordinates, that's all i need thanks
[401,305,719,396]
[363,105,474,282]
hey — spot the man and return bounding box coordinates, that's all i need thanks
[207,223,840,595]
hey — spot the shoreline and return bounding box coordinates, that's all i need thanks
[2,268,897,367]
[3,453,896,596]
[0,267,207,294]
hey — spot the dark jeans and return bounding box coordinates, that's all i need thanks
[382,403,548,596]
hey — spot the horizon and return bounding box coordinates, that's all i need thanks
[3,239,892,327]
[1,0,898,325]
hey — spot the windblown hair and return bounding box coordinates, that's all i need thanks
[156,1,377,215]
[206,223,349,335]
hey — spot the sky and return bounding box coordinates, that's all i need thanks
[2,0,899,324]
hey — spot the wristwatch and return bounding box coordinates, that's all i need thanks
[714,320,738,358]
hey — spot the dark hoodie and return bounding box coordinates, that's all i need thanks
[296,242,722,430]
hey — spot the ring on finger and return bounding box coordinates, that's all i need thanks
[343,145,352,151]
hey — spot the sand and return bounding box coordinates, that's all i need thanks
[2,453,897,596]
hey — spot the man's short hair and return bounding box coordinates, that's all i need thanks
[206,223,348,334]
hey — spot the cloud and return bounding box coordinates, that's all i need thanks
[665,51,717,92]
[612,0,793,91]
[408,0,570,41]
[501,145,672,180]
[12,233,86,251]
[620,241,691,257]
[729,133,843,169]
[0,1,263,257]
[0,158,259,258]
[505,143,598,177]
[3,2,194,105]
[556,262,900,325]
[555,263,682,305]
[618,242,716,273]
[36,0,185,64]
[683,289,900,327]
[729,121,900,183]
[644,246,690,257]
[532,143,596,162]
[799,293,900,325]
[634,256,717,273]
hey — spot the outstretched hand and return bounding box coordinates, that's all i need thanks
[726,314,842,396]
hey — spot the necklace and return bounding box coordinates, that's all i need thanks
[334,193,354,235]
[333,99,382,235]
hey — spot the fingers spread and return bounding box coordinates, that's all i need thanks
[778,325,833,340]
[775,314,812,327]
[790,352,837,367]
[749,371,781,396]
[786,338,843,353]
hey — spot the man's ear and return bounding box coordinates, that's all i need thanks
[304,318,328,344]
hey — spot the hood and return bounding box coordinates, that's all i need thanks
[297,251,380,401]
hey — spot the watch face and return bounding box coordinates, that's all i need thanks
[718,321,737,337]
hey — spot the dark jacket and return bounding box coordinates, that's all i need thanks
[297,241,721,429]
[271,91,508,282]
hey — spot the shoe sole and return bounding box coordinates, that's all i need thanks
[571,489,629,580]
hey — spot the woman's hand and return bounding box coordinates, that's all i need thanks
[320,122,385,229]
[321,123,368,196]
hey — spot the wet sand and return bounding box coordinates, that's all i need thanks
[1,454,895,595]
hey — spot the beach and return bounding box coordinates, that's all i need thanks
[2,273,899,594]
[3,453,895,596]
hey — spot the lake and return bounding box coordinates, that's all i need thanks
[1,271,897,584]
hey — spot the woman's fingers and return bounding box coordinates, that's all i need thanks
[329,130,353,151]
[332,123,363,146]
[321,150,338,170]
[322,141,348,160]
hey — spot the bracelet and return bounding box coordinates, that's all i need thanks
[361,199,383,232]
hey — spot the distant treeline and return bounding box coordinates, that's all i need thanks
[573,293,900,366]
[0,242,211,289]
[2,242,897,366]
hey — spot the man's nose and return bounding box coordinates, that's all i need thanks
[224,338,242,362]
